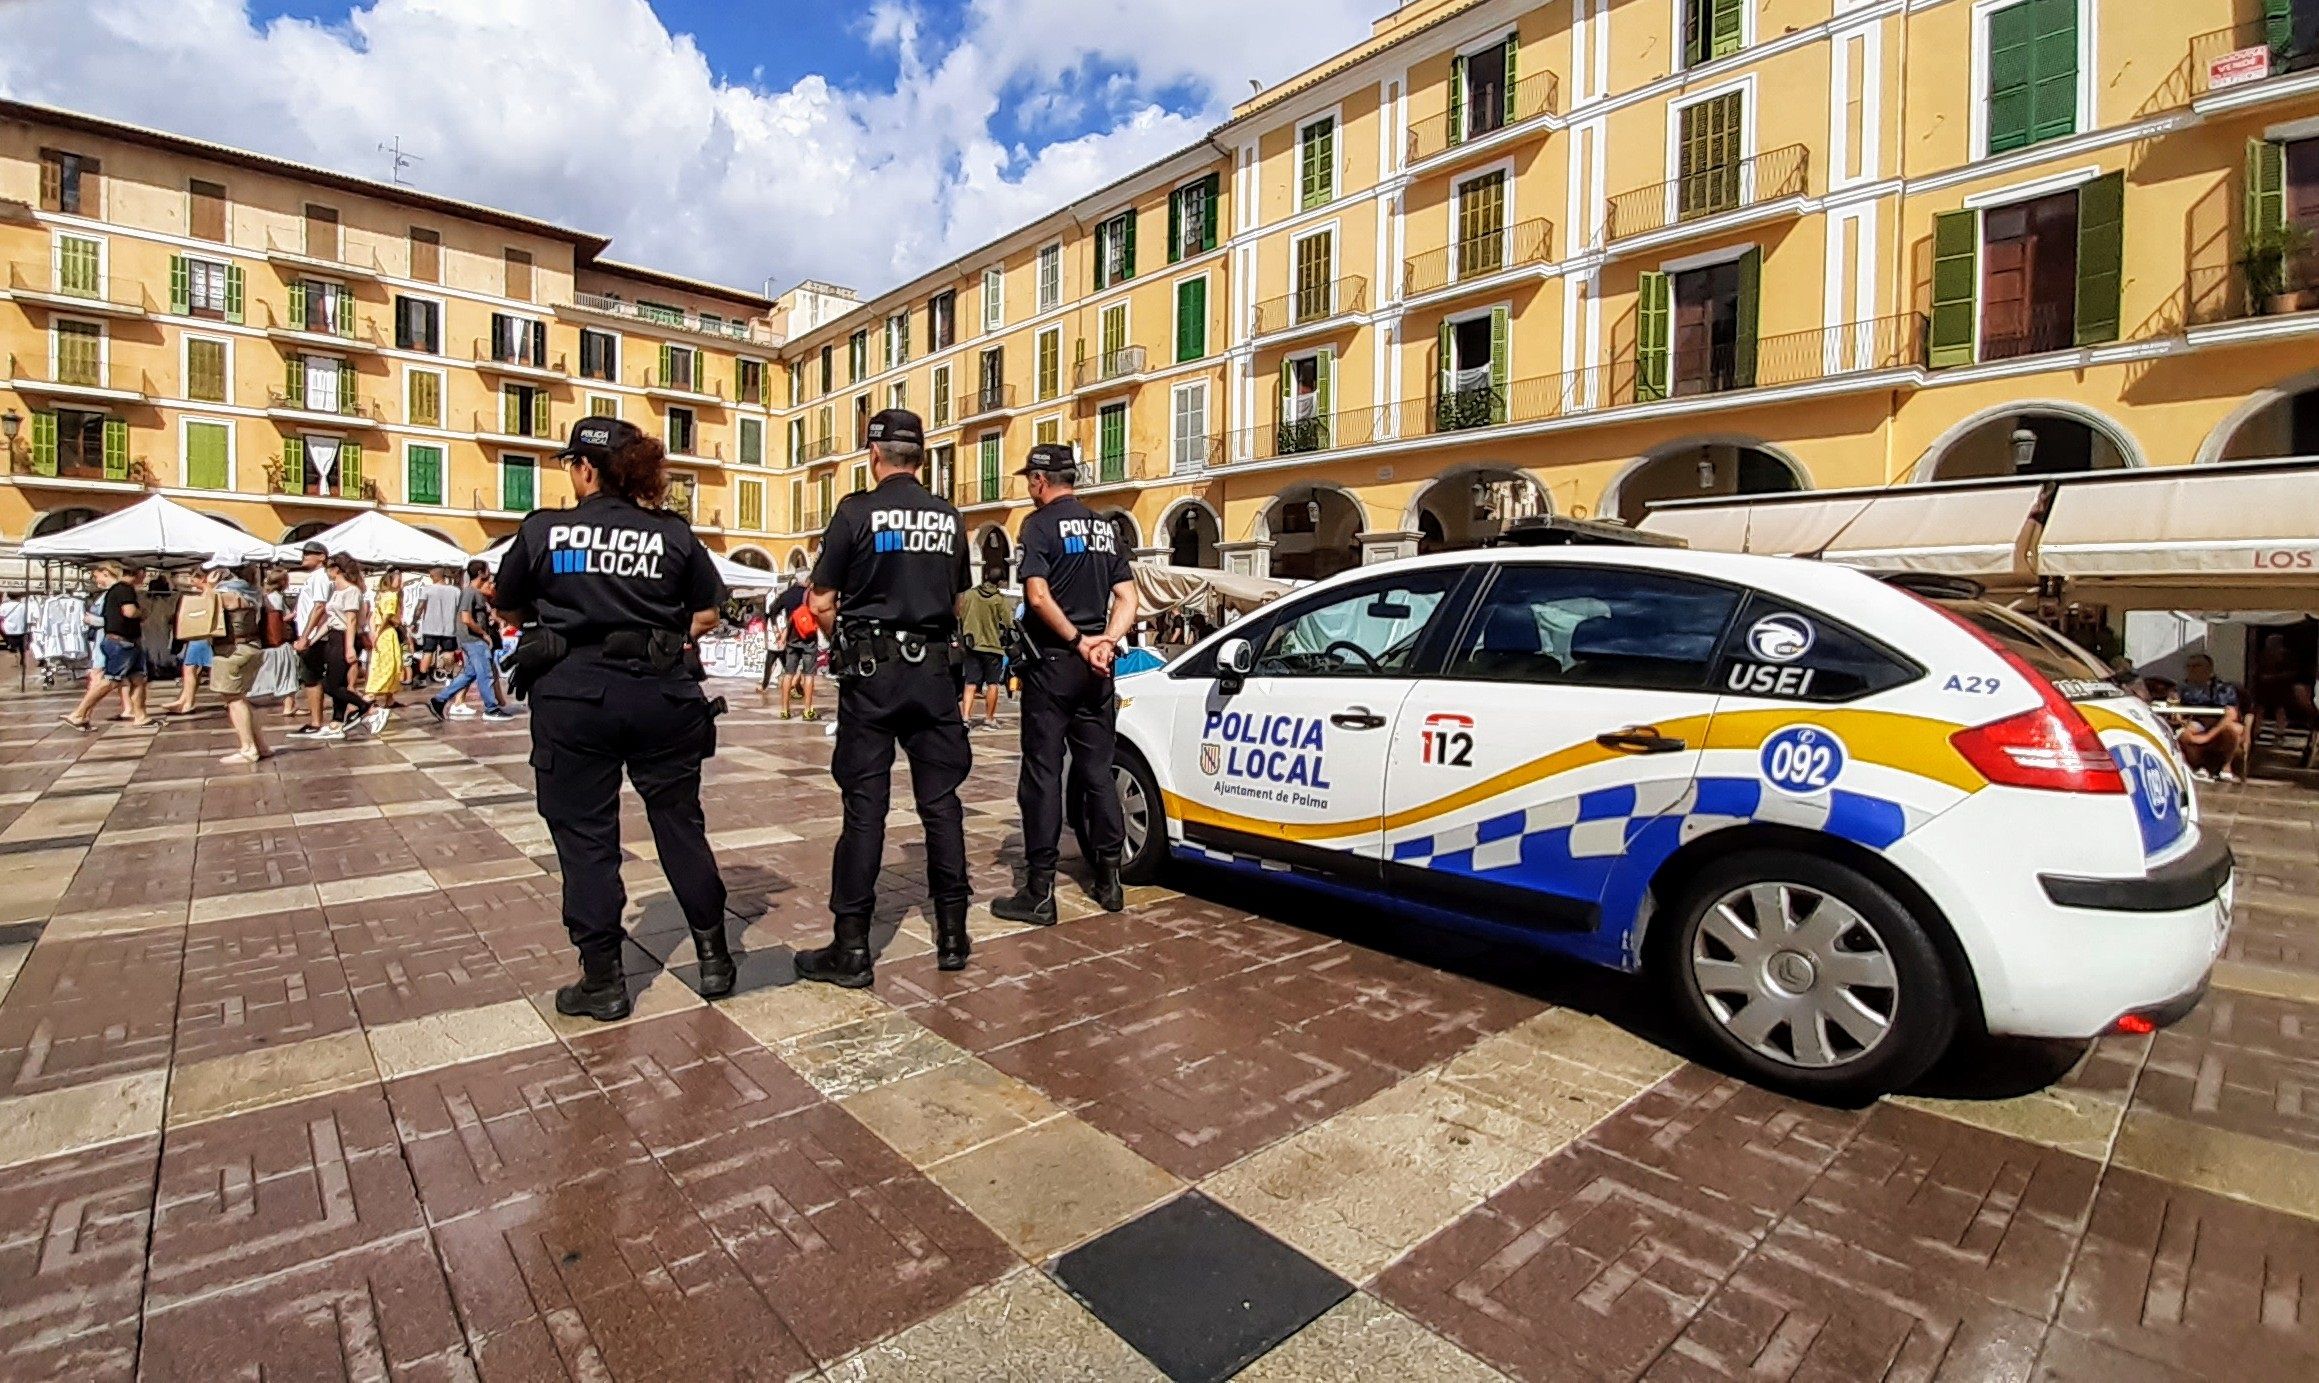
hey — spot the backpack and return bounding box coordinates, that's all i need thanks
[789,600,818,640]
[261,598,291,648]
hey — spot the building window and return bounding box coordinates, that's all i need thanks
[406,443,445,506]
[791,476,806,527]
[1676,91,1745,221]
[190,180,227,242]
[183,257,234,320]
[587,394,619,419]
[184,419,230,490]
[53,320,102,388]
[1299,116,1337,210]
[1636,250,1761,401]
[736,357,766,405]
[290,279,355,337]
[38,148,100,217]
[976,347,1005,413]
[982,266,1005,332]
[1175,277,1209,362]
[28,407,120,480]
[406,368,443,428]
[186,338,228,404]
[1681,1,1746,70]
[818,344,834,394]
[1098,303,1129,378]
[1454,171,1509,278]
[848,329,868,382]
[1455,34,1519,141]
[887,380,907,411]
[668,407,697,456]
[490,313,547,367]
[580,329,619,381]
[929,290,957,351]
[739,416,764,466]
[1170,176,1220,262]
[1929,174,2122,366]
[1038,244,1063,312]
[394,296,441,353]
[502,454,537,513]
[1277,350,1333,454]
[1171,379,1209,472]
[659,344,699,391]
[886,311,911,368]
[1036,327,1061,401]
[1096,401,1129,483]
[928,444,954,499]
[1293,231,1335,323]
[1437,307,1513,426]
[738,478,765,531]
[1095,211,1136,290]
[304,204,340,260]
[933,364,953,426]
[850,463,869,494]
[1985,0,2079,156]
[409,227,440,282]
[667,473,698,521]
[504,248,533,301]
[1034,417,1062,447]
[496,384,551,438]
[977,432,1003,503]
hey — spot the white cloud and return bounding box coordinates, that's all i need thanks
[0,0,1376,298]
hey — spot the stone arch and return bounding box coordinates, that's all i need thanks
[1256,483,1367,582]
[416,528,461,550]
[783,547,811,573]
[1908,402,2143,484]
[1157,497,1223,569]
[728,546,776,570]
[975,524,1014,581]
[280,520,334,545]
[1098,509,1141,554]
[28,507,102,540]
[2199,366,2319,464]
[1600,437,1811,527]
[1399,466,1553,552]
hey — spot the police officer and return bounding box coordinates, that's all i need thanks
[794,409,974,987]
[494,417,736,1021]
[992,444,1139,925]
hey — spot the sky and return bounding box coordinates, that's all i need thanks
[0,0,1383,299]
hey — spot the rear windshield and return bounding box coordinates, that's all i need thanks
[1935,599,2123,699]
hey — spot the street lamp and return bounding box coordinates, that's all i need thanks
[2010,425,2039,473]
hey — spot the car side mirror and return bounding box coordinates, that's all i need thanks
[1216,636,1254,693]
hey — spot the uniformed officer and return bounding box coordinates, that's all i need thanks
[992,444,1139,925]
[794,409,975,987]
[494,417,736,1022]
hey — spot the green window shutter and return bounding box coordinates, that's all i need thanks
[288,279,307,328]
[659,343,672,385]
[2268,0,2296,53]
[1176,278,1207,361]
[2027,0,2078,148]
[741,418,763,465]
[336,290,355,339]
[1637,271,1672,402]
[1711,0,1744,59]
[1279,357,1293,420]
[338,360,356,414]
[1121,211,1137,283]
[2249,139,2288,235]
[1503,35,1519,124]
[1733,247,1762,388]
[2074,170,2124,347]
[504,460,534,512]
[30,412,56,475]
[342,442,363,497]
[1488,307,1510,422]
[1986,1,2035,154]
[169,255,189,314]
[501,389,518,436]
[58,237,97,295]
[284,357,303,407]
[1449,55,1467,145]
[1099,404,1127,480]
[1093,224,1106,293]
[1202,174,1221,251]
[187,422,228,489]
[224,266,244,324]
[282,438,303,491]
[1169,188,1184,265]
[1930,209,1980,368]
[102,419,128,480]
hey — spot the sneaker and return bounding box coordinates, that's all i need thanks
[2191,767,2215,782]
[483,708,517,721]
[365,707,391,736]
[313,723,347,741]
[447,704,478,718]
[426,698,446,724]
[2220,769,2242,784]
[290,724,326,738]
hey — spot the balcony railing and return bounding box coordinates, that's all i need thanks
[1221,407,1389,465]
[567,290,781,346]
[261,301,387,349]
[7,263,154,314]
[668,439,726,463]
[966,383,1016,418]
[1975,303,2078,365]
[472,337,566,377]
[639,369,727,401]
[8,353,156,399]
[1168,435,1224,473]
[1084,451,1151,487]
[2191,18,2319,98]
[266,462,377,503]
[470,407,556,442]
[270,389,386,424]
[264,233,386,277]
[13,452,152,485]
[2188,255,2319,327]
[799,435,839,463]
[1404,219,1554,297]
[1406,72,1560,164]
[1605,144,1811,242]
[1074,346,1149,389]
[1254,275,1370,336]
[956,472,1026,507]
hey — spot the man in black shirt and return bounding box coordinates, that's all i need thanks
[795,409,975,987]
[67,561,153,731]
[993,445,1138,924]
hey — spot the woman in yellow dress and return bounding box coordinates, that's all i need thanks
[364,568,407,720]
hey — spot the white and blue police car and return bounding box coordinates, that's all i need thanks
[1110,547,2226,1099]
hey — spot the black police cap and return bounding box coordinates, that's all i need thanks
[866,409,924,447]
[1015,443,1078,476]
[554,416,644,465]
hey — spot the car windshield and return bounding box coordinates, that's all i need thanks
[1937,599,2123,699]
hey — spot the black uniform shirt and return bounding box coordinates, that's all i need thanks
[496,491,725,641]
[1016,496,1129,649]
[811,474,970,633]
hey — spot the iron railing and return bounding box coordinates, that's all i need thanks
[264,232,386,275]
[7,263,154,313]
[471,337,566,375]
[1976,302,2079,364]
[667,438,726,462]
[1404,218,1554,296]
[966,382,1016,418]
[1254,275,1369,336]
[956,471,1026,507]
[1083,451,1151,487]
[8,352,158,397]
[2190,17,2319,97]
[640,369,727,400]
[2188,256,2319,327]
[269,388,385,423]
[1406,71,1560,163]
[470,406,555,441]
[1605,144,1810,241]
[567,290,780,346]
[1074,346,1149,389]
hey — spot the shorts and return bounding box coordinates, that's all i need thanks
[780,643,818,675]
[420,635,458,655]
[182,639,213,669]
[100,636,148,681]
[210,643,260,697]
[963,649,1006,688]
[298,642,328,688]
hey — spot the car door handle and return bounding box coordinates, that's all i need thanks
[1596,725,1687,755]
[1331,707,1388,731]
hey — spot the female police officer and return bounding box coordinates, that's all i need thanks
[492,416,736,1022]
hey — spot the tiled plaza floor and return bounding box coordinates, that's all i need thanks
[2,674,2318,1381]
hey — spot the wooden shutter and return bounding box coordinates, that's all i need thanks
[1678,94,1742,219]
[57,236,97,295]
[187,422,228,489]
[2249,139,2288,235]
[38,151,60,212]
[658,343,673,387]
[1121,211,1137,283]
[504,459,534,512]
[190,181,226,242]
[1637,271,1672,401]
[1316,349,1336,446]
[1449,55,1467,145]
[2269,0,2297,52]
[1711,0,1744,59]
[224,266,245,325]
[1986,0,2035,154]
[1503,34,1519,123]
[741,417,763,465]
[1093,223,1107,292]
[281,438,303,491]
[1733,248,1763,388]
[1278,357,1294,427]
[338,361,357,414]
[502,388,519,436]
[288,280,307,331]
[170,255,190,315]
[304,204,338,259]
[410,228,439,282]
[30,412,55,475]
[284,356,304,408]
[2027,0,2077,148]
[341,443,363,498]
[1176,278,1207,361]
[1202,174,1221,251]
[1169,188,1184,265]
[2074,171,2124,347]
[188,340,225,402]
[1930,209,1981,368]
[409,371,440,427]
[1488,307,1511,422]
[1438,320,1455,397]
[504,249,532,301]
[102,419,128,481]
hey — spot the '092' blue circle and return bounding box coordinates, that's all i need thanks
[1761,725,1847,796]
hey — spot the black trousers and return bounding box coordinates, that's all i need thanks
[529,660,726,966]
[322,639,370,722]
[830,660,971,922]
[1017,651,1124,873]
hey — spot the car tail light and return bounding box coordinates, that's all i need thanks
[1924,603,2126,795]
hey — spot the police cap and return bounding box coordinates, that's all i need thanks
[866,409,924,448]
[1014,443,1078,477]
[554,416,644,466]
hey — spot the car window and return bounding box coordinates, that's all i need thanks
[1446,566,1741,690]
[1933,598,2121,696]
[1717,594,1921,703]
[1254,571,1458,678]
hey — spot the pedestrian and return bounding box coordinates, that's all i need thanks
[992,445,1139,924]
[66,562,154,731]
[365,568,407,719]
[165,573,214,717]
[413,567,459,683]
[793,409,974,988]
[956,564,1015,730]
[425,561,515,722]
[493,416,734,1020]
[768,571,822,720]
[202,558,271,765]
[288,542,333,736]
[0,590,26,661]
[315,553,374,739]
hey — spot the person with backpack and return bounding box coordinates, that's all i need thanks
[770,571,822,721]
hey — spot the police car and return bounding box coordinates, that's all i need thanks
[1110,548,2228,1099]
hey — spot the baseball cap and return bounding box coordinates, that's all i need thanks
[865,409,924,448]
[554,416,643,465]
[1014,443,1078,476]
[300,541,327,557]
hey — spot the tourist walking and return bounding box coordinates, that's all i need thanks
[366,568,407,722]
[289,542,333,736]
[66,562,153,731]
[315,554,374,739]
[204,558,271,765]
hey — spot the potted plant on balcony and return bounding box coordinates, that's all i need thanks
[2240,221,2318,315]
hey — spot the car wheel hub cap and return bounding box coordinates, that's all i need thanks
[1691,881,1899,1071]
[1115,766,1148,858]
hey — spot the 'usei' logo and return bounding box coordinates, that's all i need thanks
[1748,614,1815,664]
[1201,710,1331,801]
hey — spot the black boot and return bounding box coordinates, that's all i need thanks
[692,924,737,1000]
[934,899,972,972]
[1091,850,1126,914]
[554,950,631,1023]
[794,915,875,989]
[990,869,1058,927]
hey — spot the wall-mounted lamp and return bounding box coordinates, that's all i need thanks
[2011,425,2039,473]
[1696,452,1717,490]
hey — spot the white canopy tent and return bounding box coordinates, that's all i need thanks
[1639,482,2043,584]
[274,511,473,570]
[19,495,277,569]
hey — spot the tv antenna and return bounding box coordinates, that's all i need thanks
[378,137,423,186]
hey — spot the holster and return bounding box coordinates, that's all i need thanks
[602,627,687,677]
[502,626,569,701]
[835,622,940,683]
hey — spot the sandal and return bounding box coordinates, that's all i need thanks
[802,708,820,722]
[60,714,91,732]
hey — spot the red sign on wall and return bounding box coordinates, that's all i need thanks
[2210,46,2274,91]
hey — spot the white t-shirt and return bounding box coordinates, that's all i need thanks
[294,568,332,635]
[0,599,24,636]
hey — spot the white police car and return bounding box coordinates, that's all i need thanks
[1110,548,2227,1099]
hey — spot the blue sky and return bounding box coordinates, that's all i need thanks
[0,0,1379,292]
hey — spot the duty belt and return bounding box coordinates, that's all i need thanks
[836,622,943,680]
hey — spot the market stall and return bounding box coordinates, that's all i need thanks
[1131,562,1300,623]
[19,494,278,570]
[274,510,473,570]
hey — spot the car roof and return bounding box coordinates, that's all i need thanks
[1289,545,1893,607]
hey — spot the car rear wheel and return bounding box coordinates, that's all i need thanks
[1662,849,1955,1101]
[1113,751,1167,884]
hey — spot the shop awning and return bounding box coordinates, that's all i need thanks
[2036,461,2319,611]
[1639,483,2041,582]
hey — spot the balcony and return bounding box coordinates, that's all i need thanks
[8,354,152,405]
[1253,275,1370,338]
[262,301,387,353]
[262,233,387,281]
[2187,255,2319,332]
[265,462,378,505]
[6,263,154,318]
[11,452,152,488]
[965,383,1016,419]
[1604,144,1810,245]
[667,439,727,466]
[1082,451,1154,489]
[1403,219,1555,298]
[1406,71,1559,166]
[563,291,782,348]
[1074,346,1149,391]
[639,369,727,407]
[267,388,387,429]
[471,337,566,382]
[1974,303,2079,365]
[955,472,1026,508]
[2190,18,2319,106]
[1222,407,1386,465]
[470,407,557,448]
[799,435,840,464]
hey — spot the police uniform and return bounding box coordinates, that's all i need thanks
[495,417,735,1021]
[993,445,1133,925]
[795,409,974,987]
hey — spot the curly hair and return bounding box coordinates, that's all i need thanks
[598,432,669,510]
